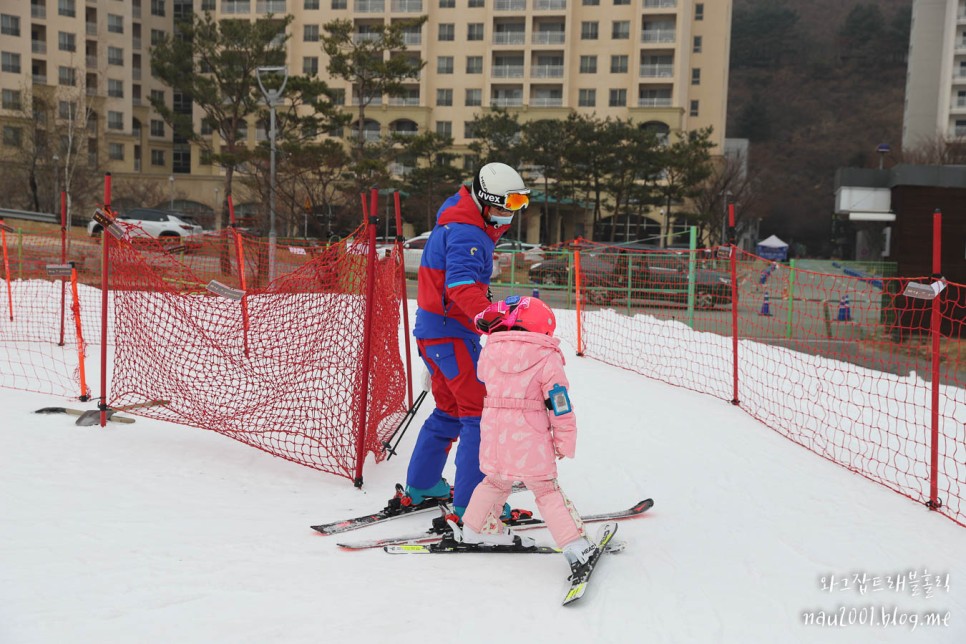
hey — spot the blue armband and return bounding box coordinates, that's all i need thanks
[548,384,571,416]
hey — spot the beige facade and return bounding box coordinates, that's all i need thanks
[903,0,966,149]
[1,0,731,232]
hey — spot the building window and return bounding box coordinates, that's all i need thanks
[151,149,166,166]
[691,68,701,85]
[108,47,124,65]
[578,89,595,107]
[608,89,626,107]
[614,0,629,4]
[579,55,597,74]
[201,0,216,8]
[58,32,76,53]
[108,15,123,33]
[108,142,125,161]
[58,0,76,18]
[612,21,630,39]
[582,0,599,4]
[468,0,484,6]
[304,25,319,41]
[107,111,124,130]
[440,0,455,6]
[1,52,20,74]
[108,79,124,98]
[150,89,165,106]
[464,122,477,139]
[610,55,628,73]
[467,23,484,41]
[438,24,454,41]
[437,88,453,106]
[695,3,704,20]
[436,121,452,136]
[693,35,702,53]
[304,0,320,7]
[303,57,318,75]
[466,56,483,73]
[332,0,346,7]
[580,22,598,40]
[2,125,22,147]
[151,0,166,17]
[1,14,21,37]
[690,100,699,116]
[1,89,21,110]
[437,56,454,74]
[58,100,77,119]
[465,88,482,106]
[150,119,165,136]
[58,66,76,86]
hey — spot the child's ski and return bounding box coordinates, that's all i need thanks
[384,540,626,556]
[562,522,619,606]
[337,498,653,550]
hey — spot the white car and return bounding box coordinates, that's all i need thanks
[402,231,501,279]
[495,238,545,262]
[88,208,204,245]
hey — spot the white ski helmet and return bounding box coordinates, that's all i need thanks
[472,162,530,226]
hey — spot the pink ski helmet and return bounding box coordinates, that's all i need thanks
[475,295,556,336]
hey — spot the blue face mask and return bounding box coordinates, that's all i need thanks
[489,212,514,227]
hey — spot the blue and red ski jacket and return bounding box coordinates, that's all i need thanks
[413,185,509,340]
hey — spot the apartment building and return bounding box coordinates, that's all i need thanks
[1,0,731,224]
[902,0,966,148]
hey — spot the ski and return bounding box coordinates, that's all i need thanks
[338,498,653,550]
[312,482,530,536]
[384,539,626,556]
[563,522,618,606]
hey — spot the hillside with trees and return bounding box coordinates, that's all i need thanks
[727,0,913,256]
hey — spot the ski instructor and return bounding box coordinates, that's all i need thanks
[400,162,531,518]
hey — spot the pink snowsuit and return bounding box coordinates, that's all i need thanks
[461,330,585,548]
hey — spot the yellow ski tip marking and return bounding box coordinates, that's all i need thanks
[396,545,427,552]
[564,584,585,602]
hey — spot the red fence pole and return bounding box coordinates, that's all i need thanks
[227,195,250,357]
[728,200,739,406]
[929,209,942,510]
[354,189,379,486]
[574,240,584,356]
[99,173,112,428]
[70,266,89,401]
[0,219,11,322]
[59,191,67,346]
[393,191,414,408]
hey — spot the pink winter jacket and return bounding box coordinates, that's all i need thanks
[477,331,577,480]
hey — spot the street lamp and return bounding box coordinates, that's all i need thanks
[256,65,289,282]
[876,143,891,170]
[168,175,174,211]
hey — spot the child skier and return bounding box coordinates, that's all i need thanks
[452,295,597,574]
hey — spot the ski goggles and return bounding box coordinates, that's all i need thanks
[499,192,530,212]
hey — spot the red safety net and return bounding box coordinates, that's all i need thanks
[102,224,407,480]
[564,241,965,527]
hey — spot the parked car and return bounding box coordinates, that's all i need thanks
[530,246,733,309]
[88,208,204,247]
[402,231,501,279]
[494,238,545,261]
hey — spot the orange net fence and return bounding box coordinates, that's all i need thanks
[557,241,965,527]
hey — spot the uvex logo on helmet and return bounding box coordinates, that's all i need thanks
[476,190,504,205]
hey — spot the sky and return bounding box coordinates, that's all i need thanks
[1,299,965,644]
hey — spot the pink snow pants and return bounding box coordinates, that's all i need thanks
[461,475,585,548]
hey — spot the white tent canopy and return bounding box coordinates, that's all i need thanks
[757,234,788,248]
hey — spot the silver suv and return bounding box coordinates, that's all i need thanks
[88,208,204,245]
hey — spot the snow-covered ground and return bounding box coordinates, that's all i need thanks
[1,302,964,644]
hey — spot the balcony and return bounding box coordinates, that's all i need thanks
[402,33,421,45]
[495,0,526,8]
[955,125,966,137]
[533,0,565,8]
[953,70,966,83]
[32,40,47,54]
[133,67,141,80]
[491,97,524,107]
[355,0,385,12]
[86,55,97,68]
[133,5,141,18]
[642,29,676,43]
[31,5,46,19]
[531,64,563,78]
[530,97,562,107]
[644,0,676,7]
[256,0,287,11]
[133,38,142,50]
[391,0,422,11]
[87,23,97,36]
[638,97,673,107]
[353,33,381,43]
[388,96,420,106]
[532,32,565,45]
[640,63,673,77]
[33,74,48,85]
[492,64,524,78]
[494,32,526,45]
